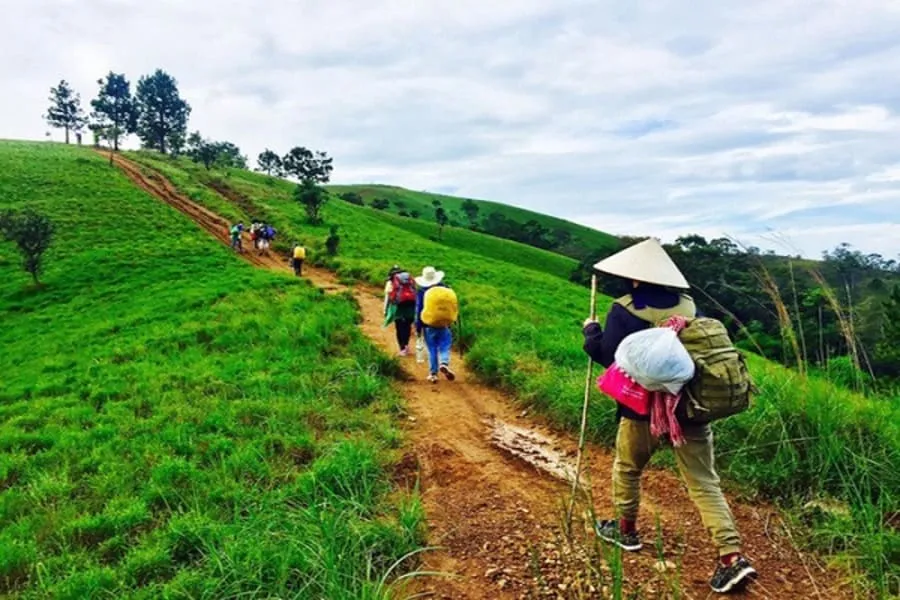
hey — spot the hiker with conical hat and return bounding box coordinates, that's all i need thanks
[415,266,459,384]
[383,265,417,356]
[581,238,757,594]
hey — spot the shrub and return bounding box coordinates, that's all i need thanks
[0,207,54,284]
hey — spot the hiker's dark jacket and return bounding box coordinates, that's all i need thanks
[583,284,696,421]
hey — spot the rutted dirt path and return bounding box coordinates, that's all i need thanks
[106,152,858,600]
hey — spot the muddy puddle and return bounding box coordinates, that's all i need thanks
[488,419,576,482]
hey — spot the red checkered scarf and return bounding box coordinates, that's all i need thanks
[648,316,689,446]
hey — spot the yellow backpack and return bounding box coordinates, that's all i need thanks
[293,246,306,260]
[421,286,458,327]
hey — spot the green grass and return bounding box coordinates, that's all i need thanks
[327,183,621,259]
[130,152,900,596]
[0,142,423,598]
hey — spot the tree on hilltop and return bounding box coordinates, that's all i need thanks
[461,199,479,229]
[186,131,218,170]
[89,72,136,152]
[213,141,247,169]
[135,69,190,154]
[283,147,333,183]
[256,149,284,176]
[294,179,328,224]
[45,80,86,144]
[435,206,449,239]
[340,192,364,205]
[185,132,247,170]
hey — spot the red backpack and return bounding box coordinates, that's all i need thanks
[390,272,417,305]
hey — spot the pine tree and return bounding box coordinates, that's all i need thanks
[90,72,137,152]
[45,80,86,144]
[256,149,284,176]
[134,70,191,154]
[282,147,333,183]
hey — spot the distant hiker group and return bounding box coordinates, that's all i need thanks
[383,265,459,384]
[249,221,276,254]
[229,220,305,277]
[229,220,276,255]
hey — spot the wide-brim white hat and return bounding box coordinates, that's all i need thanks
[415,266,445,287]
[593,238,689,289]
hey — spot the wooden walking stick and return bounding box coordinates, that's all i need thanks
[566,273,598,529]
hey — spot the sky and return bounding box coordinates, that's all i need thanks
[2,0,900,260]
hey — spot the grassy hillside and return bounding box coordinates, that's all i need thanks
[131,152,900,595]
[0,142,421,599]
[327,183,621,260]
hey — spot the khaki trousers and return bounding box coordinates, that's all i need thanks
[612,418,741,556]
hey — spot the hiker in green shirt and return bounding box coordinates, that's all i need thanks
[383,265,417,356]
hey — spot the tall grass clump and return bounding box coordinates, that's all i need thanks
[723,260,900,595]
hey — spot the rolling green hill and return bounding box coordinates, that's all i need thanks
[327,183,621,260]
[3,142,898,596]
[130,150,900,595]
[0,142,420,598]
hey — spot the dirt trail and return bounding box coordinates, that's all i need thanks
[107,152,858,600]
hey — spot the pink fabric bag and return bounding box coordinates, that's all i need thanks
[597,364,651,416]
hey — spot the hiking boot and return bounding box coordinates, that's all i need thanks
[439,364,456,381]
[595,519,643,552]
[427,374,438,384]
[710,556,757,593]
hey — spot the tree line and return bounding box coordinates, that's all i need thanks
[44,72,335,183]
[336,191,580,251]
[45,72,189,153]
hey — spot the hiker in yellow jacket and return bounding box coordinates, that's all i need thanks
[415,266,458,384]
[582,239,756,594]
[291,243,306,276]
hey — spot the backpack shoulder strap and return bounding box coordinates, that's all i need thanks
[615,293,696,325]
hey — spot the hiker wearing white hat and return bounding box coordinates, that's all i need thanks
[581,238,757,594]
[415,266,458,384]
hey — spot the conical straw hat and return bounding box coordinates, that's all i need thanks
[592,238,689,289]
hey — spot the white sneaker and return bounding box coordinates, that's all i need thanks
[439,364,456,381]
[427,374,438,384]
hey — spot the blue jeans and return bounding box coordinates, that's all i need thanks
[424,327,452,375]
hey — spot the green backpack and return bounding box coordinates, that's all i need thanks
[676,318,754,423]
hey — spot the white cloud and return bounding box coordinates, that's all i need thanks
[2,0,900,260]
